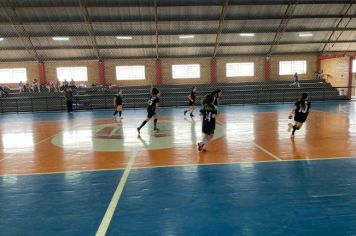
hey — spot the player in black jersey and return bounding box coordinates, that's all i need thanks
[198,94,218,152]
[288,93,311,138]
[211,89,222,106]
[113,89,123,120]
[184,86,197,117]
[137,88,160,135]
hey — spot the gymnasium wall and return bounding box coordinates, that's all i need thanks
[0,53,334,88]
[320,56,350,88]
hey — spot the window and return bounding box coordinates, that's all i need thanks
[56,67,88,81]
[226,63,254,77]
[279,60,307,75]
[116,65,145,80]
[353,59,356,73]
[172,64,200,79]
[0,68,27,83]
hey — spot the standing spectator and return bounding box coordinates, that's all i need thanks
[63,79,69,87]
[18,81,24,93]
[45,82,51,92]
[69,78,76,88]
[290,72,300,87]
[55,79,60,92]
[64,86,74,113]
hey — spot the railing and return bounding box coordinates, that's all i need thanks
[0,86,351,113]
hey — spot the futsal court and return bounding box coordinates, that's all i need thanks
[1,100,356,235]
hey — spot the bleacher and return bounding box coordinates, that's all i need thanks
[0,79,348,112]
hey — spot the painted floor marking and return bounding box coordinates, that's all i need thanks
[253,143,283,161]
[95,151,138,236]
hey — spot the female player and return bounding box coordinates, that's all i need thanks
[184,86,197,117]
[198,94,218,152]
[288,93,311,138]
[211,89,222,106]
[137,88,160,135]
[113,89,123,120]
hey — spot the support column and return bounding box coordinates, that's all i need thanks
[210,58,217,83]
[155,59,162,85]
[348,56,353,98]
[264,57,271,81]
[38,62,46,85]
[98,61,106,85]
[317,54,321,73]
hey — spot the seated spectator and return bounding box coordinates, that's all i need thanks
[32,79,40,93]
[0,85,9,97]
[25,82,31,92]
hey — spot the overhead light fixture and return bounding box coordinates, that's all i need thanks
[0,38,4,41]
[240,33,255,37]
[179,35,195,39]
[52,37,70,41]
[116,36,133,40]
[299,33,313,37]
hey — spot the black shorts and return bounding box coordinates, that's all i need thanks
[147,109,156,118]
[202,123,215,135]
[294,115,307,123]
[189,101,195,106]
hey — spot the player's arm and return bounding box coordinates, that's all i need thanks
[113,97,117,105]
[188,94,193,102]
[289,106,296,119]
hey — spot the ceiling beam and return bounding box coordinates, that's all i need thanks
[1,1,353,8]
[321,2,355,52]
[5,51,356,63]
[0,14,354,24]
[268,0,298,56]
[212,0,230,58]
[0,4,41,61]
[1,40,355,51]
[0,27,355,38]
[78,0,101,61]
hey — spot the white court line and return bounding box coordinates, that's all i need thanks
[253,143,283,161]
[95,151,138,236]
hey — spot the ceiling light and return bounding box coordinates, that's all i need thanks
[179,35,195,39]
[116,36,133,40]
[299,33,313,37]
[52,37,70,41]
[0,38,4,41]
[240,33,255,37]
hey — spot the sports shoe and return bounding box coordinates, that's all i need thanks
[190,114,194,117]
[184,111,187,116]
[153,128,160,132]
[287,123,293,132]
[198,142,204,152]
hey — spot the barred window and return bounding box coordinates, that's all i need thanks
[279,61,307,75]
[57,67,88,81]
[172,64,200,79]
[0,68,27,83]
[226,63,254,77]
[116,66,145,80]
